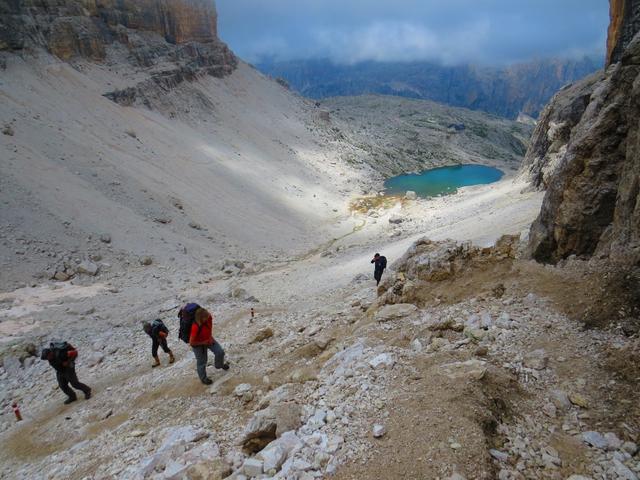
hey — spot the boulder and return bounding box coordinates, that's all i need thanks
[186,458,232,480]
[440,359,487,381]
[489,449,509,462]
[388,214,404,224]
[405,191,417,200]
[242,458,263,477]
[255,431,302,473]
[85,351,104,367]
[604,432,623,451]
[240,403,302,453]
[549,390,572,411]
[234,384,252,397]
[140,256,153,266]
[54,271,71,281]
[523,349,548,370]
[372,424,386,438]
[368,353,396,369]
[251,328,273,343]
[77,260,99,276]
[582,431,608,449]
[375,303,417,322]
[569,393,589,408]
[612,458,638,480]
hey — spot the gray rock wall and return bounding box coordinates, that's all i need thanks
[527,33,640,264]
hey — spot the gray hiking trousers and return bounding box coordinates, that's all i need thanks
[192,341,225,381]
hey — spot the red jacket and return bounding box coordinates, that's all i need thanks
[189,313,214,346]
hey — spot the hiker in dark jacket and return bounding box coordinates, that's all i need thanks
[371,253,387,286]
[143,319,175,368]
[40,342,91,405]
[190,307,228,385]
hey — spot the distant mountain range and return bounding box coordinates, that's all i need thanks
[256,57,602,120]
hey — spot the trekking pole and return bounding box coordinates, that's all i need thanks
[12,402,22,422]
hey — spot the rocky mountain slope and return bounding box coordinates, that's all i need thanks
[0,1,638,480]
[320,95,532,178]
[0,0,368,290]
[0,0,531,291]
[257,57,602,120]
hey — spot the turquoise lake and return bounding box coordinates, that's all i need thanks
[384,164,504,198]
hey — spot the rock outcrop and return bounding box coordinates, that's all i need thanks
[0,0,236,102]
[526,22,640,264]
[375,236,520,307]
[607,0,640,65]
[520,72,605,190]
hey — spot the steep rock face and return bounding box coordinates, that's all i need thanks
[0,0,235,74]
[527,33,640,264]
[96,0,218,45]
[607,0,640,65]
[0,0,236,104]
[520,71,604,189]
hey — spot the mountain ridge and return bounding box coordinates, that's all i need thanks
[257,56,602,120]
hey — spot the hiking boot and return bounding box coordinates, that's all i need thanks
[64,397,77,405]
[84,389,92,400]
[222,363,230,371]
[152,356,161,368]
[168,352,175,364]
[201,378,213,385]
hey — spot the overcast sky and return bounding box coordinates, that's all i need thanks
[217,1,608,65]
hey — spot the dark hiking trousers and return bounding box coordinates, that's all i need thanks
[374,268,384,285]
[56,366,91,400]
[152,337,171,357]
[192,342,225,382]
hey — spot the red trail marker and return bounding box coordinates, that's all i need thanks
[12,403,22,422]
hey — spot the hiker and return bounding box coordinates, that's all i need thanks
[143,319,175,367]
[178,303,228,385]
[40,341,91,405]
[371,253,387,286]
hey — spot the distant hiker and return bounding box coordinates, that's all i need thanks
[143,319,175,368]
[40,341,91,405]
[178,303,229,385]
[371,253,387,286]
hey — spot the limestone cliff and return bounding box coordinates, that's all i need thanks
[0,0,236,102]
[607,0,640,65]
[526,30,640,264]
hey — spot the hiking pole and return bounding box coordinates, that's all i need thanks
[12,402,22,422]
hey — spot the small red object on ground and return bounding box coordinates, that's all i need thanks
[12,403,22,422]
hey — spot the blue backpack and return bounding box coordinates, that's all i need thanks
[177,303,200,343]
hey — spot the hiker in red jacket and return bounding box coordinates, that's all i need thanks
[190,307,229,385]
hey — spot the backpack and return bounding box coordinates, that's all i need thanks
[178,303,200,343]
[380,256,387,269]
[41,341,74,364]
[151,318,169,337]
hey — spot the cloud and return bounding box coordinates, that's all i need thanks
[311,20,491,65]
[216,1,609,65]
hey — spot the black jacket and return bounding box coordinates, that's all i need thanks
[371,256,387,271]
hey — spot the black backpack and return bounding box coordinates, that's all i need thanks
[41,341,73,364]
[151,319,169,337]
[178,303,200,343]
